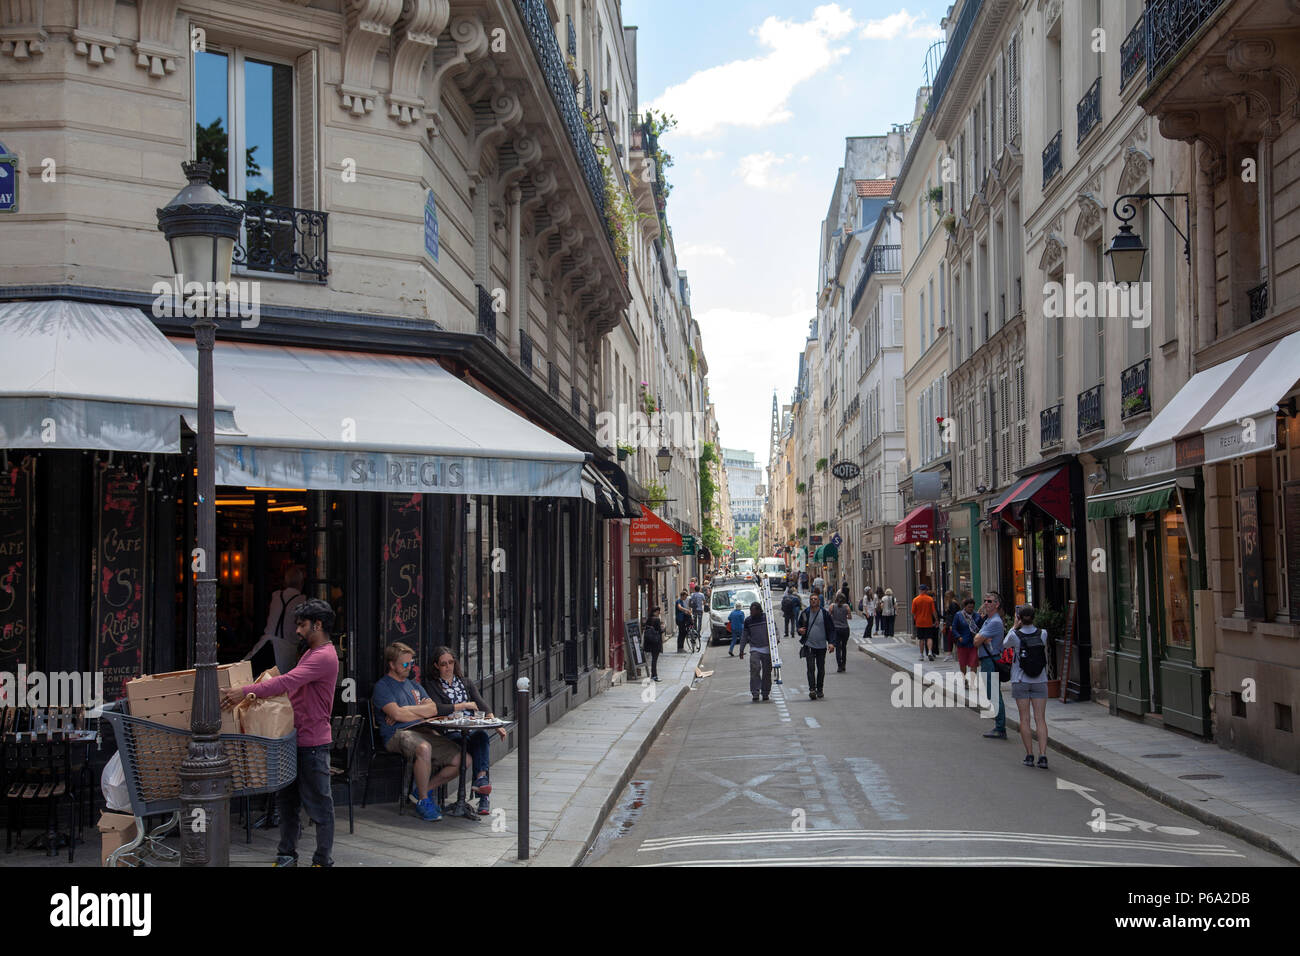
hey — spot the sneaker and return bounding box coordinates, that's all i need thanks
[817,689,825,699]
[417,796,443,822]
[761,696,769,701]
[809,691,817,701]
[473,773,491,797]
[409,782,424,805]
[273,854,297,867]
[983,729,1007,739]
[478,796,491,816]
[1023,754,1035,767]
[1037,755,1049,769]
[752,695,760,702]
[728,651,734,657]
[653,677,662,682]
[929,654,936,661]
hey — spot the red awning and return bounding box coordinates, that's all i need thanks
[991,467,1072,530]
[629,505,684,557]
[894,505,935,545]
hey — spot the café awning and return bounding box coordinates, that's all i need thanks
[813,545,825,561]
[0,300,237,452]
[170,339,585,497]
[1124,329,1300,480]
[822,541,839,559]
[991,467,1072,530]
[893,504,934,545]
[590,456,641,519]
[1086,479,1179,520]
[629,504,683,557]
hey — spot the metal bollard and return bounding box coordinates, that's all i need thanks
[516,677,530,861]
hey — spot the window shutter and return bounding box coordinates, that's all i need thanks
[295,49,318,212]
[1007,30,1020,145]
[993,53,1004,158]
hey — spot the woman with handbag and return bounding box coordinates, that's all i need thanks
[830,592,853,673]
[642,608,664,683]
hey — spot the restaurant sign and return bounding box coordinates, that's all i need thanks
[629,505,683,557]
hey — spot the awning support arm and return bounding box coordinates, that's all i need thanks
[1174,485,1199,562]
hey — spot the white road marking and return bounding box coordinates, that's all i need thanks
[638,855,1181,867]
[682,760,806,820]
[844,756,908,822]
[1056,777,1104,806]
[804,715,820,729]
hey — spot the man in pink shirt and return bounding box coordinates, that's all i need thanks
[222,597,339,867]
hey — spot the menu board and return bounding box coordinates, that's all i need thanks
[1238,488,1266,620]
[0,457,35,674]
[382,493,424,657]
[93,465,149,700]
[1285,482,1300,623]
[624,620,643,668]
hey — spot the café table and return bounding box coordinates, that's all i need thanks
[419,714,512,822]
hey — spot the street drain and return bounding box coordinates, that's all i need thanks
[1141,753,1183,759]
[1178,773,1224,780]
[615,780,650,836]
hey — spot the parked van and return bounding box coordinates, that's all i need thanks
[757,557,788,590]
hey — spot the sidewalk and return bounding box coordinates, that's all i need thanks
[853,622,1300,864]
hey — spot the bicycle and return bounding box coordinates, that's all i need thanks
[685,624,701,653]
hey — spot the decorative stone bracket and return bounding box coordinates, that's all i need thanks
[135,0,181,77]
[72,0,119,66]
[388,0,451,125]
[339,0,403,116]
[1,0,47,60]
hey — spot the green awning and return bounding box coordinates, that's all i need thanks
[1086,485,1175,520]
[823,542,839,559]
[813,546,825,561]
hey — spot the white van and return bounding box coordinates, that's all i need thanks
[757,557,788,589]
[734,558,755,581]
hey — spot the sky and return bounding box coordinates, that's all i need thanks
[621,1,947,469]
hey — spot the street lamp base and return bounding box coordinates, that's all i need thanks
[178,740,234,867]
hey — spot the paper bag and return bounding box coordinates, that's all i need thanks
[234,668,295,738]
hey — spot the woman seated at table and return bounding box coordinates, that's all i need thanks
[428,646,506,816]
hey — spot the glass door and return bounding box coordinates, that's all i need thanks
[1139,518,1163,713]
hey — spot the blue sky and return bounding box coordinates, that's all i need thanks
[621,2,947,467]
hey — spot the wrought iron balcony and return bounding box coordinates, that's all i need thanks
[928,0,983,117]
[850,244,902,315]
[1248,281,1268,323]
[583,70,592,113]
[566,13,576,58]
[476,284,496,338]
[1077,384,1104,437]
[1040,403,1062,448]
[1077,77,1101,145]
[230,199,328,281]
[1121,358,1150,420]
[520,330,533,375]
[515,0,611,249]
[571,384,581,418]
[1121,12,1146,88]
[1042,129,1062,186]
[548,364,560,397]
[1145,0,1227,85]
[588,404,596,432]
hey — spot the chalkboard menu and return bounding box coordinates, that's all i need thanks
[624,620,644,669]
[382,493,424,658]
[1238,488,1266,620]
[93,465,149,700]
[1285,481,1300,623]
[0,457,35,674]
[1059,599,1077,702]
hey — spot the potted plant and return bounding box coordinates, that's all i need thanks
[815,458,828,472]
[926,185,946,209]
[1122,388,1147,417]
[942,211,957,235]
[1034,601,1067,697]
[616,442,635,461]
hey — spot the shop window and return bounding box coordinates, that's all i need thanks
[1277,703,1293,733]
[1230,691,1246,718]
[1231,460,1246,612]
[1162,509,1193,649]
[1272,429,1290,622]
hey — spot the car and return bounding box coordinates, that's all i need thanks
[708,579,762,645]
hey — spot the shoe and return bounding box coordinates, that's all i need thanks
[417,796,443,822]
[809,691,817,701]
[273,854,297,867]
[837,667,846,673]
[752,696,760,702]
[762,696,769,701]
[478,796,491,815]
[1023,754,1035,767]
[728,651,734,657]
[1037,755,1049,769]
[817,689,824,699]
[929,654,936,661]
[983,729,1007,739]
[653,677,662,682]
[944,654,954,662]
[409,782,424,805]
[473,773,491,797]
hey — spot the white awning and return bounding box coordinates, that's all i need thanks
[1124,330,1300,480]
[0,300,236,452]
[170,339,586,497]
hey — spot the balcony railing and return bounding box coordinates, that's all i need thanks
[566,13,576,58]
[1077,77,1101,145]
[1248,281,1269,323]
[1040,403,1062,448]
[850,244,902,315]
[928,0,983,117]
[230,200,328,281]
[548,364,560,397]
[588,404,596,432]
[476,284,496,338]
[1121,12,1146,88]
[1078,384,1104,437]
[520,330,533,375]
[571,384,581,418]
[1146,0,1227,85]
[583,70,592,114]
[1042,129,1062,186]
[515,0,610,248]
[1121,358,1150,420]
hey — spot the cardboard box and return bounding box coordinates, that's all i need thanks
[98,811,138,867]
[125,661,254,735]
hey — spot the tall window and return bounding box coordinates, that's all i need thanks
[894,378,904,432]
[928,275,935,342]
[1054,313,1065,403]
[939,262,947,329]
[892,293,904,346]
[920,291,927,352]
[1046,24,1062,135]
[1095,241,1107,384]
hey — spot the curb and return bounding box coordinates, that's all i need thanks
[529,665,694,866]
[854,639,1300,865]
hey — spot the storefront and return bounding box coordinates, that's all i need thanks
[946,504,980,601]
[894,504,942,614]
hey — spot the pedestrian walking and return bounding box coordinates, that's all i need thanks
[221,597,339,867]
[675,590,691,652]
[974,591,1008,739]
[781,587,801,638]
[952,596,980,686]
[738,601,774,701]
[727,601,746,656]
[880,588,897,638]
[812,574,825,595]
[942,589,960,661]
[860,587,876,640]
[797,591,834,700]
[800,570,809,591]
[911,583,939,661]
[830,591,852,672]
[874,587,884,632]
[642,607,664,682]
[1006,604,1050,768]
[689,585,706,637]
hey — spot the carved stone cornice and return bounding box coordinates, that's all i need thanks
[469,89,524,174]
[1,0,47,59]
[72,0,118,66]
[1038,231,1065,275]
[521,166,558,220]
[388,0,451,126]
[426,16,493,139]
[1118,144,1153,196]
[339,0,403,116]
[1159,109,1227,184]
[500,133,543,190]
[1073,191,1104,240]
[134,0,181,77]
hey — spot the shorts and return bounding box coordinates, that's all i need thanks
[387,725,461,767]
[956,646,979,669]
[917,626,938,642]
[1011,681,1048,700]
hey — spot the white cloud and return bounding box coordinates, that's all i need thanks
[861,8,944,40]
[646,4,857,138]
[679,242,735,264]
[680,149,723,161]
[737,151,797,190]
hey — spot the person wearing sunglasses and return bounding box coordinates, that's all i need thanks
[426,646,506,816]
[372,642,464,822]
[972,592,1008,739]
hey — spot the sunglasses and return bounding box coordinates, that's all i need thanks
[401,661,414,669]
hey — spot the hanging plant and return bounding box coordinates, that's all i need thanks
[815,458,828,472]
[942,211,957,235]
[926,185,946,208]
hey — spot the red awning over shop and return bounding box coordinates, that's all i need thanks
[629,505,684,557]
[991,467,1072,530]
[893,505,934,545]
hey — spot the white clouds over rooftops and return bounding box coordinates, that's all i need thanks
[646,4,856,137]
[861,8,944,40]
[678,242,736,265]
[737,152,797,190]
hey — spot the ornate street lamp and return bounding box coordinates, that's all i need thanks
[656,445,672,474]
[156,160,244,867]
[1106,192,1189,285]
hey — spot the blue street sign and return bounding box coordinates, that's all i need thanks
[423,189,439,262]
[0,143,18,214]
[831,533,842,548]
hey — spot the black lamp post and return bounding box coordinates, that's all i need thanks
[656,445,672,475]
[156,160,244,867]
[1106,192,1190,284]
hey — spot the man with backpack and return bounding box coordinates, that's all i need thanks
[973,591,1007,739]
[781,588,801,638]
[1006,604,1050,768]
